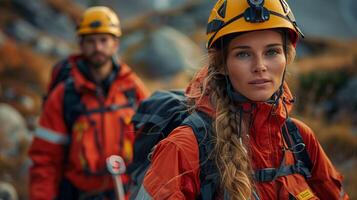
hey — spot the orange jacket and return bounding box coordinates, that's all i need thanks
[29,55,150,200]
[141,67,348,200]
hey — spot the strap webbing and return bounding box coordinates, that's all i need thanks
[255,118,313,182]
[282,118,313,173]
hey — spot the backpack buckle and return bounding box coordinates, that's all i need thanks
[254,168,277,182]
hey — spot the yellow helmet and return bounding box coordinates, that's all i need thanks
[77,6,121,37]
[206,0,303,48]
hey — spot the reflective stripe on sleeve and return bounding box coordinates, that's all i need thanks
[35,127,69,145]
[135,185,153,200]
[339,187,345,200]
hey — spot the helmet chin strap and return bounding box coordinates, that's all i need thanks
[269,30,289,106]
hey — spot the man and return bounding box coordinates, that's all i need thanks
[29,6,150,200]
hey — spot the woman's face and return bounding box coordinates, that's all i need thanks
[226,30,286,102]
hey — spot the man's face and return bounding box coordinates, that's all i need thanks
[80,33,119,68]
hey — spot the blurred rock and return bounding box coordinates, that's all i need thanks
[0,103,31,159]
[0,80,42,118]
[6,19,38,43]
[33,35,54,55]
[0,182,18,200]
[52,41,72,58]
[0,40,49,118]
[289,0,357,39]
[33,35,71,58]
[6,19,72,58]
[46,0,83,27]
[187,1,214,27]
[0,103,32,188]
[0,39,53,92]
[166,0,213,35]
[124,26,204,79]
[13,0,76,41]
[167,14,197,35]
[150,0,188,11]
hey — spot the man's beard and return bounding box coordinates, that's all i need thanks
[86,51,112,69]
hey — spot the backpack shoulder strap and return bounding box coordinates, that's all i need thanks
[123,88,137,108]
[49,58,73,92]
[43,57,75,104]
[282,118,313,174]
[63,78,84,133]
[61,78,84,166]
[183,111,219,200]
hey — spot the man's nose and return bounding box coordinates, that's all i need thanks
[94,40,104,51]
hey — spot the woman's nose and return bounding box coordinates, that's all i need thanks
[252,56,267,73]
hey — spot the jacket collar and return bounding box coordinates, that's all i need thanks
[70,55,132,95]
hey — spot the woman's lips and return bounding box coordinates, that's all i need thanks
[248,79,271,85]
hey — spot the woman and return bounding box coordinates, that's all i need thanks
[137,0,349,199]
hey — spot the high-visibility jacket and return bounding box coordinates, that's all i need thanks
[140,67,348,200]
[29,55,150,200]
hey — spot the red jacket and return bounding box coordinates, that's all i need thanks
[29,55,150,200]
[141,67,348,200]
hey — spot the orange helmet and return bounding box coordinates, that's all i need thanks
[77,6,121,37]
[206,0,303,48]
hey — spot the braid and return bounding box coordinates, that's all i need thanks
[199,49,252,199]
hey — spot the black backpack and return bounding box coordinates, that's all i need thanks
[128,90,313,200]
[127,90,219,199]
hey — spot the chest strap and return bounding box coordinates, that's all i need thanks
[254,118,312,182]
[254,160,311,182]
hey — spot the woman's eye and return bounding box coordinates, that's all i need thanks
[235,52,250,58]
[266,48,281,56]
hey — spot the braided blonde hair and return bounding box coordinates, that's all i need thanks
[204,48,252,200]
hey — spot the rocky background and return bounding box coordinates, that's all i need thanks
[0,0,356,199]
